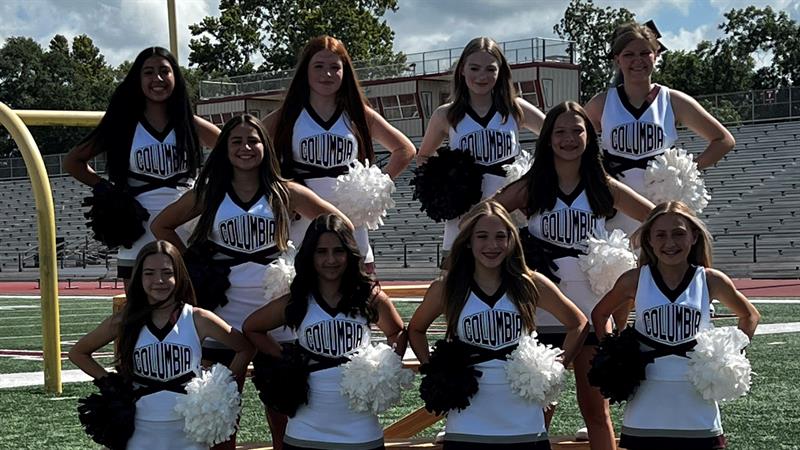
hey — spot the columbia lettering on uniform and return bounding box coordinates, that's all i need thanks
[218,215,276,252]
[609,122,665,157]
[133,342,193,380]
[641,304,702,344]
[298,133,355,168]
[303,318,366,357]
[461,310,523,350]
[540,208,599,249]
[459,129,516,164]
[132,143,187,178]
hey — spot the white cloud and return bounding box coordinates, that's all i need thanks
[660,25,718,52]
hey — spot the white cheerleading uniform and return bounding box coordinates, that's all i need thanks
[620,265,725,449]
[442,105,520,250]
[284,294,382,450]
[204,187,295,345]
[289,105,374,263]
[601,84,678,234]
[444,283,549,446]
[127,303,204,450]
[118,121,195,272]
[526,183,606,333]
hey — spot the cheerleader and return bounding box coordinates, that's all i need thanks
[591,201,759,450]
[584,21,734,235]
[416,36,545,254]
[494,101,654,450]
[407,200,588,449]
[151,114,349,450]
[263,35,415,273]
[68,240,252,450]
[242,213,407,450]
[63,46,219,282]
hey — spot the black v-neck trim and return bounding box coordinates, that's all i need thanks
[146,304,182,341]
[470,280,507,308]
[616,84,660,120]
[227,184,264,211]
[557,180,584,205]
[313,290,342,317]
[650,264,697,303]
[140,118,174,142]
[305,102,343,131]
[466,104,497,128]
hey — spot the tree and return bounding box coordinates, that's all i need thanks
[554,0,634,103]
[653,40,754,96]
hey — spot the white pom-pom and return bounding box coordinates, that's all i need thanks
[331,160,396,230]
[174,363,241,445]
[502,151,534,228]
[263,241,297,302]
[505,332,566,405]
[687,326,752,402]
[578,229,637,297]
[340,343,414,414]
[644,147,710,212]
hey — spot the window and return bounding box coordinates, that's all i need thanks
[367,97,381,112]
[380,94,419,120]
[516,81,540,107]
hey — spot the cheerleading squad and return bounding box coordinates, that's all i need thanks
[69,21,760,450]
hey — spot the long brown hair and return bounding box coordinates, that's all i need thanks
[443,200,537,339]
[116,240,196,380]
[447,37,522,130]
[273,36,374,178]
[635,201,713,268]
[610,22,662,86]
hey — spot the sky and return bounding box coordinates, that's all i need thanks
[1,0,799,69]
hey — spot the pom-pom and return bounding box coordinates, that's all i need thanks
[419,340,481,415]
[251,344,310,417]
[578,229,637,297]
[77,373,136,450]
[330,160,396,230]
[340,343,414,414]
[82,180,150,249]
[174,364,241,446]
[411,146,483,222]
[588,328,650,404]
[184,243,230,311]
[686,326,752,402]
[502,150,534,187]
[505,332,565,405]
[262,241,297,302]
[644,147,710,212]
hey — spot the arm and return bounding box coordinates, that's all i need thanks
[493,178,529,215]
[583,91,607,133]
[416,105,450,165]
[242,296,290,358]
[591,268,640,341]
[68,315,119,379]
[150,190,203,253]
[609,177,654,222]
[288,181,354,230]
[407,279,445,364]
[366,108,415,179]
[194,308,255,379]
[517,98,545,135]
[63,139,106,187]
[193,115,221,149]
[706,268,760,339]
[371,290,407,356]
[532,273,589,366]
[671,89,735,170]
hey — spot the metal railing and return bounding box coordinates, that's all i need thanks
[0,153,106,179]
[696,86,800,125]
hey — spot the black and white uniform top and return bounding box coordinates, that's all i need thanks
[526,182,606,331]
[621,265,723,447]
[289,105,374,263]
[206,187,294,342]
[118,121,195,266]
[132,303,201,422]
[601,84,679,233]
[284,293,383,450]
[444,283,549,446]
[442,105,521,250]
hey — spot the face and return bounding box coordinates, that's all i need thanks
[614,38,657,82]
[470,214,510,270]
[461,51,499,97]
[227,123,265,172]
[314,232,348,282]
[140,56,175,103]
[307,49,344,98]
[551,111,588,163]
[648,213,698,266]
[141,253,177,305]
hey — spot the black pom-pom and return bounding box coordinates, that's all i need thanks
[588,327,650,404]
[419,340,481,415]
[183,243,231,311]
[411,146,483,222]
[251,345,310,417]
[77,373,136,450]
[82,180,150,249]
[519,229,561,284]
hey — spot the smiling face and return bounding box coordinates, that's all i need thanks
[648,213,698,267]
[307,49,344,98]
[614,38,657,83]
[141,253,177,306]
[461,50,499,97]
[551,111,587,163]
[140,56,175,103]
[314,232,348,283]
[227,123,264,173]
[470,214,510,270]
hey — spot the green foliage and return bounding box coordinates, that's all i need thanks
[653,41,754,96]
